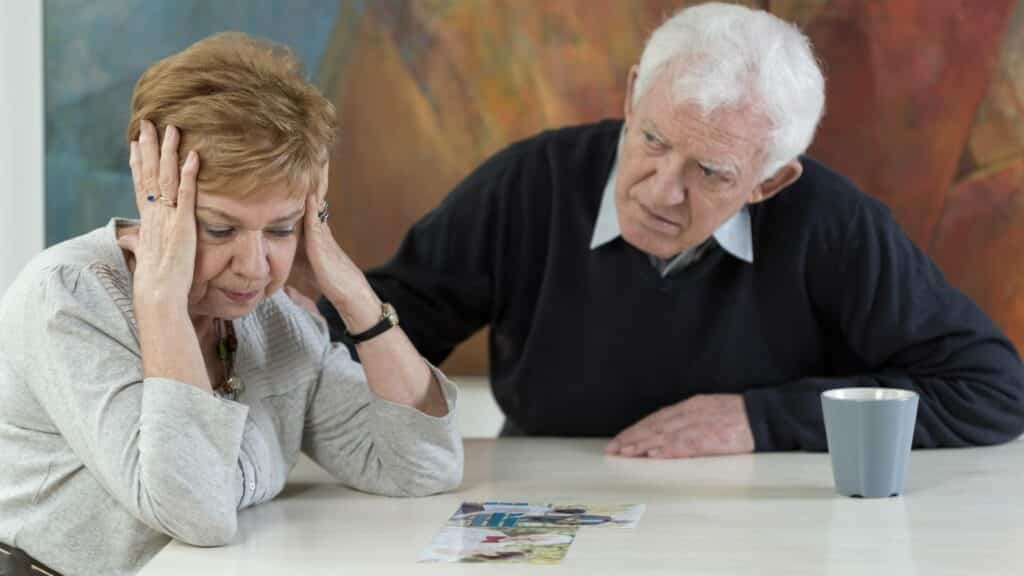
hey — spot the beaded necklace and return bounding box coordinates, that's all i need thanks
[215,319,243,399]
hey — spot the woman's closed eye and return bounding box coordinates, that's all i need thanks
[204,226,235,239]
[266,227,296,238]
[202,226,296,239]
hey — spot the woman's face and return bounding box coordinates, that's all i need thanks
[187,181,307,320]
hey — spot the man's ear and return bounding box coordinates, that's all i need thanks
[623,66,639,122]
[749,160,802,204]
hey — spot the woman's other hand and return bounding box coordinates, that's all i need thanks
[301,163,382,333]
[301,164,447,416]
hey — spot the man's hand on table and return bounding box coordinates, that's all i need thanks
[605,394,755,458]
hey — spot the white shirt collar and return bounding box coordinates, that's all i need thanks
[589,129,754,264]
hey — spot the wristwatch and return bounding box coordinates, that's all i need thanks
[347,302,400,344]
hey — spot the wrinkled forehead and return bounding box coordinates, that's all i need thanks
[640,88,771,167]
[196,164,322,200]
[196,180,307,225]
[645,58,773,139]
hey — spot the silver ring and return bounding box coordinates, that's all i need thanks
[317,199,329,223]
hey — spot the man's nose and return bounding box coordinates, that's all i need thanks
[651,156,687,206]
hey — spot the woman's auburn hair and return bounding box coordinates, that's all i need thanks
[127,31,336,197]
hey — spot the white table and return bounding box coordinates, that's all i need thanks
[141,438,1024,575]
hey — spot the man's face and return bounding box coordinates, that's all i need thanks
[615,68,773,259]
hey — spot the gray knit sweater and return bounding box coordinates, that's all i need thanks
[0,219,463,575]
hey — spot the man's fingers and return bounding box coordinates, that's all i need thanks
[159,125,181,203]
[613,409,688,449]
[608,423,659,455]
[623,433,667,458]
[608,424,650,452]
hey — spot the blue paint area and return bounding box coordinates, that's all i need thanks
[43,0,362,245]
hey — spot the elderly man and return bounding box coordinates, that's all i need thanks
[320,2,1024,457]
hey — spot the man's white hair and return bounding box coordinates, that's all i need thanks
[633,2,825,179]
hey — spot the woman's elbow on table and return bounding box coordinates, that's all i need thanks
[136,479,241,547]
[171,515,239,548]
[389,441,465,497]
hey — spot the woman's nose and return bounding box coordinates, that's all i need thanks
[232,232,270,278]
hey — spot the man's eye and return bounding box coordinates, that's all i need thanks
[699,164,717,178]
[205,227,234,238]
[642,131,660,146]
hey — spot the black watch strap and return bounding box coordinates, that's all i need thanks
[346,302,399,344]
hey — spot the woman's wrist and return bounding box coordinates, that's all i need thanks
[328,285,383,335]
[133,285,189,313]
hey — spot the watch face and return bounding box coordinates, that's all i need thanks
[385,303,399,325]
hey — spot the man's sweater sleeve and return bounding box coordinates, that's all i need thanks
[744,198,1024,451]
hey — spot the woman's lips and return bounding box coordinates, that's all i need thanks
[221,288,261,304]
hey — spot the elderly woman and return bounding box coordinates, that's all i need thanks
[0,32,462,576]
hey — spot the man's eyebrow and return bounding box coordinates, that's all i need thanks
[699,159,740,178]
[639,120,669,144]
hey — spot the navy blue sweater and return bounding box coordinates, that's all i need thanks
[321,119,1024,451]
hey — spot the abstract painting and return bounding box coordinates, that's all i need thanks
[45,0,1024,373]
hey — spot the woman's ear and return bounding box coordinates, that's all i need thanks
[749,160,803,204]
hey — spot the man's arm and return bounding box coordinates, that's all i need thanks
[744,198,1024,451]
[608,195,1024,458]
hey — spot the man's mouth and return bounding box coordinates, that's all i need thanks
[638,203,682,235]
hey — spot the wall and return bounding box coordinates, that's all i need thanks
[0,1,44,296]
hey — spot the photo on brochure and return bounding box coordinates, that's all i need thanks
[448,501,645,529]
[418,525,577,564]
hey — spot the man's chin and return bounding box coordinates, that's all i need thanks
[621,229,690,260]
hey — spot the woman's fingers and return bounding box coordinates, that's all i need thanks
[116,230,139,255]
[303,191,323,249]
[128,141,147,213]
[139,120,161,203]
[129,141,142,196]
[177,150,199,216]
[159,125,181,204]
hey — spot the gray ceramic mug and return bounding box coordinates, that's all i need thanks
[821,388,919,498]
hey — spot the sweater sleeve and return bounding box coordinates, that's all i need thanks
[300,342,463,496]
[318,149,515,365]
[19,265,249,546]
[744,199,1024,451]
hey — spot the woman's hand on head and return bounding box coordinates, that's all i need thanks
[123,120,200,311]
[301,166,382,332]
